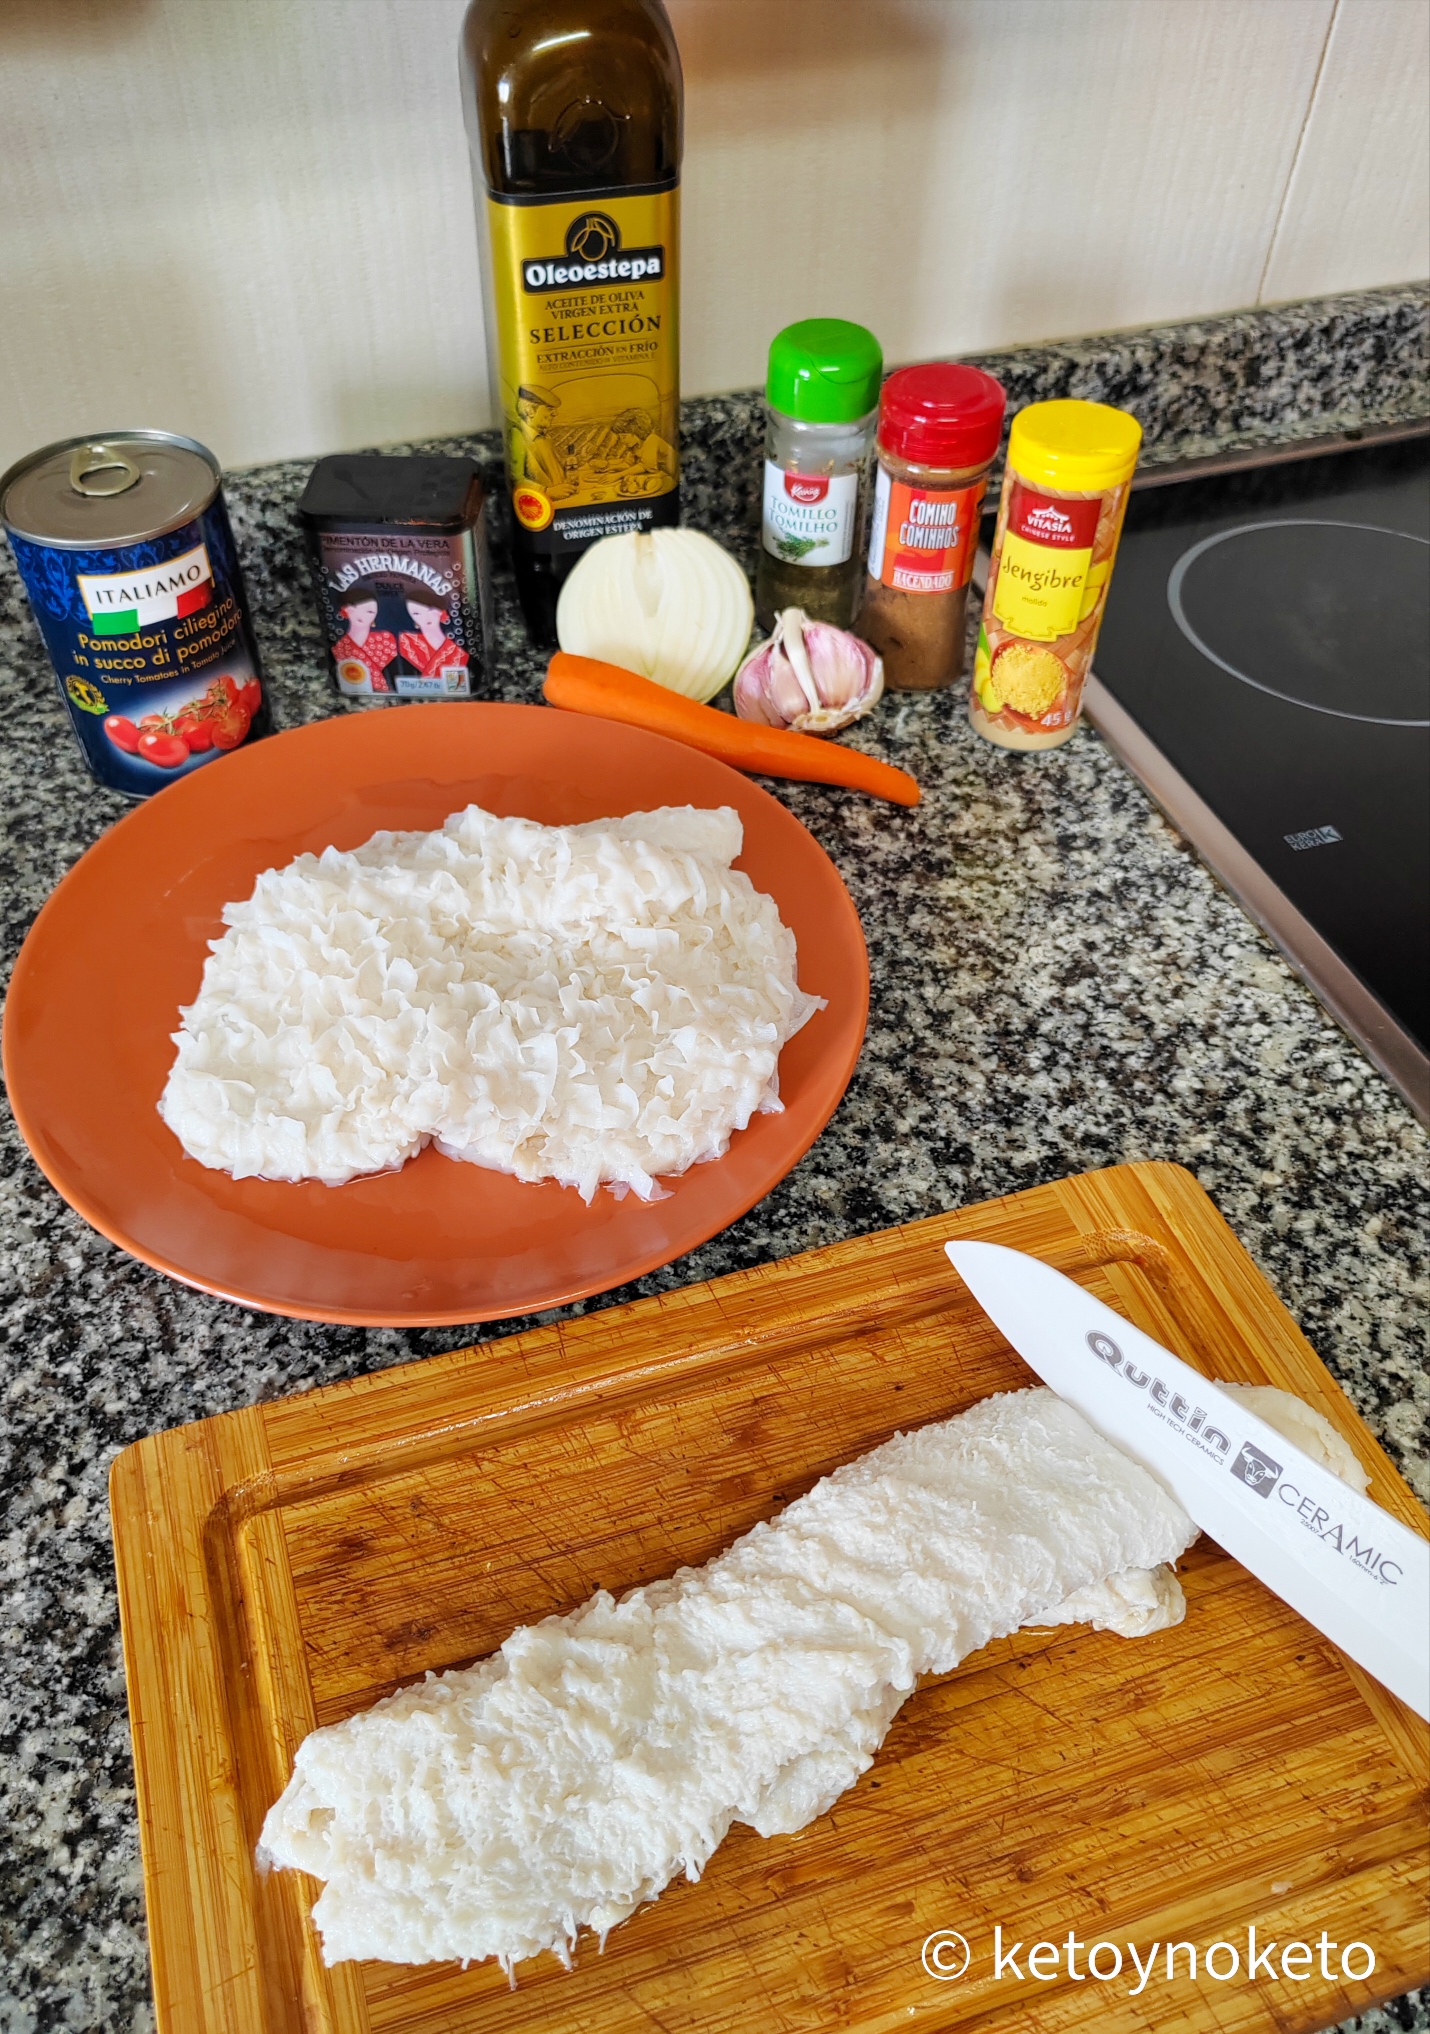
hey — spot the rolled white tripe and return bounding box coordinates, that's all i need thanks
[262,1385,1220,1974]
[1220,1382,1371,1494]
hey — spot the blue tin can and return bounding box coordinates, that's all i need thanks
[1,431,270,796]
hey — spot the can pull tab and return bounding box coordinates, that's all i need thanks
[69,443,142,498]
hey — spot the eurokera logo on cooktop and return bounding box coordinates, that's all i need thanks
[522,212,666,292]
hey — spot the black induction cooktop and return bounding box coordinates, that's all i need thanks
[1083,428,1430,1122]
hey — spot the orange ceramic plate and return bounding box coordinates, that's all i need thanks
[3,704,868,1326]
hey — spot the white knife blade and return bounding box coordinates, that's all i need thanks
[944,1238,1430,1719]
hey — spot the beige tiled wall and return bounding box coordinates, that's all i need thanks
[0,0,1425,474]
[1260,0,1430,300]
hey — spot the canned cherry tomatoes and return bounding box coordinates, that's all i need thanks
[1,430,270,796]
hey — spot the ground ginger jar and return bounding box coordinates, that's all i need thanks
[971,398,1141,749]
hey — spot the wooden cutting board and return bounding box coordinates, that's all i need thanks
[110,1162,1429,2034]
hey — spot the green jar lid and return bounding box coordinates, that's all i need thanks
[766,319,883,423]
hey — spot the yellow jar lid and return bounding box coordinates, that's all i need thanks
[1006,399,1142,493]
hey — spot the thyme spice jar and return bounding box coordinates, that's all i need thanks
[972,398,1141,750]
[755,319,883,632]
[857,363,1006,691]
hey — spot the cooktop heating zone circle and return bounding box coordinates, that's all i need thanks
[1167,519,1430,727]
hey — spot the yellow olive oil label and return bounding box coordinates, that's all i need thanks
[486,189,679,532]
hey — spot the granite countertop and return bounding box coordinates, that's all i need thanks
[1,284,1427,2034]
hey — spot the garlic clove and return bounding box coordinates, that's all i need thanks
[736,614,816,726]
[775,606,825,714]
[732,658,781,725]
[734,609,884,735]
[804,618,883,712]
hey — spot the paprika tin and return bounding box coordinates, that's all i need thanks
[1,431,269,795]
[297,454,493,703]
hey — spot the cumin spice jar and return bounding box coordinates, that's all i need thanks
[856,363,1006,690]
[971,398,1141,749]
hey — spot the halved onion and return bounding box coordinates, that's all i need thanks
[555,529,755,702]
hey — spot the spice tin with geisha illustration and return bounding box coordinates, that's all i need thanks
[298,455,494,703]
[1,431,270,796]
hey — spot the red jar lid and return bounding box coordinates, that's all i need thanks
[877,363,1007,470]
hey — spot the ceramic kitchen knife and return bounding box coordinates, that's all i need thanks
[944,1239,1430,1720]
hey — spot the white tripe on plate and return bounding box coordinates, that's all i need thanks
[260,1386,1212,1975]
[160,802,822,1198]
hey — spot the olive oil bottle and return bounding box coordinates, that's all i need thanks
[460,0,683,644]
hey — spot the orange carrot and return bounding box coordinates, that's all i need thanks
[543,654,921,807]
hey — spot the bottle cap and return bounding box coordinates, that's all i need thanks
[766,320,884,424]
[877,364,1007,471]
[1006,399,1142,493]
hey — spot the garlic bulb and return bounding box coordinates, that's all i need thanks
[555,529,754,703]
[733,609,884,735]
